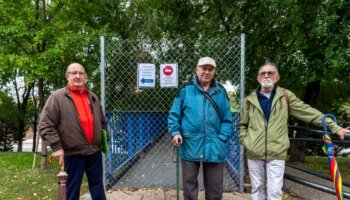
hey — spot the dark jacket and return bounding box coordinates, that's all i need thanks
[168,76,233,162]
[39,87,107,156]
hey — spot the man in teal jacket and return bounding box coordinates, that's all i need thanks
[239,62,349,200]
[168,57,233,199]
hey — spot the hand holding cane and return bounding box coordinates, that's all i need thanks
[172,137,182,200]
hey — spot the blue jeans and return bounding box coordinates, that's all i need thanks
[64,151,106,200]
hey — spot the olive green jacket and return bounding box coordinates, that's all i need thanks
[239,86,342,160]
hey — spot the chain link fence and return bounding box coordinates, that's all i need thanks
[100,36,245,191]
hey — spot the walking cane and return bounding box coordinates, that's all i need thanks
[49,155,68,200]
[173,138,181,200]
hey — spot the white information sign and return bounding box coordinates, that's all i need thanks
[160,64,178,88]
[137,63,156,88]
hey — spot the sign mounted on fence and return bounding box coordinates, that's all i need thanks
[137,63,156,88]
[160,64,178,88]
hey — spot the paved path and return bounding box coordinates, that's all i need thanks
[81,164,350,200]
[13,138,43,152]
[111,134,238,191]
[81,189,250,200]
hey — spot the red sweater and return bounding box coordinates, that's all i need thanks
[68,84,94,144]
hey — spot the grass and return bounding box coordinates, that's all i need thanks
[289,156,350,181]
[0,152,88,200]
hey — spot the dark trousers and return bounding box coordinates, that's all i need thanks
[181,160,224,200]
[64,151,106,200]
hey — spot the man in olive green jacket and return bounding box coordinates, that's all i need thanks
[239,62,349,200]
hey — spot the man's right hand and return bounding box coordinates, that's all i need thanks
[336,128,350,141]
[52,149,64,166]
[172,135,182,147]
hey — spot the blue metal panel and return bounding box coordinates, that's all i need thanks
[106,110,241,188]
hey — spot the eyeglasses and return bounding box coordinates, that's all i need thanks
[258,71,276,77]
[67,71,86,76]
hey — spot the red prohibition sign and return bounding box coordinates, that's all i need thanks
[163,65,173,76]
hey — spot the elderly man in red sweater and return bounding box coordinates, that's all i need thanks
[39,63,107,200]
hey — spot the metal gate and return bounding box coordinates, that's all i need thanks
[99,36,246,192]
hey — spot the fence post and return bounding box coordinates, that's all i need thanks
[100,36,106,114]
[239,33,246,193]
[100,35,107,190]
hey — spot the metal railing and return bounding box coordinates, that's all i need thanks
[286,125,350,198]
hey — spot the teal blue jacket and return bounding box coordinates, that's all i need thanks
[168,76,233,163]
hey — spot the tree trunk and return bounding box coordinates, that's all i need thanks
[289,138,307,162]
[38,77,48,169]
[4,127,8,151]
[41,142,48,169]
[289,80,320,162]
[16,119,24,152]
[32,124,38,152]
[35,0,49,169]
[32,87,38,152]
[15,79,34,152]
[14,79,21,152]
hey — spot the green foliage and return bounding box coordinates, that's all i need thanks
[0,91,18,151]
[0,0,349,144]
[227,91,240,112]
[115,0,349,112]
[332,97,350,127]
[0,1,106,150]
[0,0,105,92]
